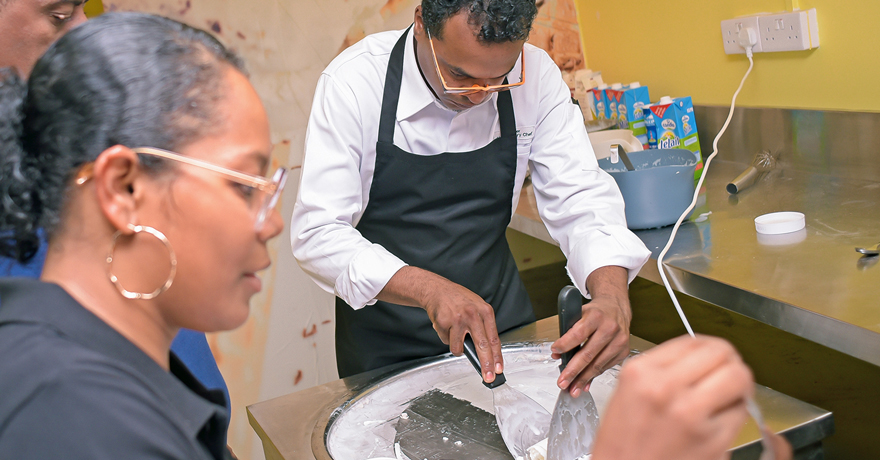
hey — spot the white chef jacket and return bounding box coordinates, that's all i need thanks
[291,27,651,309]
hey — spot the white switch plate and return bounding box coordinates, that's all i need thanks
[720,8,819,54]
[720,16,763,54]
[758,8,820,52]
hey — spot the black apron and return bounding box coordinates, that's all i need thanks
[335,27,535,378]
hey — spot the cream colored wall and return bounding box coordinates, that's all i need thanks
[575,0,880,112]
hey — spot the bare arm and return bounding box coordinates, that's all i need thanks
[378,266,504,382]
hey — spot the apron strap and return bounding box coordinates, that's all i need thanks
[377,25,412,144]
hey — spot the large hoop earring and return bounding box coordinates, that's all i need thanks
[107,223,177,300]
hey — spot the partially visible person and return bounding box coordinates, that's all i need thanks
[0,0,231,407]
[0,12,285,458]
[0,0,88,76]
[591,335,793,460]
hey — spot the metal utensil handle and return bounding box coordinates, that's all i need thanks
[557,286,584,371]
[611,144,636,172]
[463,334,506,389]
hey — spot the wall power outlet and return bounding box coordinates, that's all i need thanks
[720,8,819,54]
[720,16,763,54]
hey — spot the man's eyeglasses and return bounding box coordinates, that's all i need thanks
[426,29,525,96]
[76,147,288,232]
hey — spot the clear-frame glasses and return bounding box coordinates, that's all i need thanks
[130,147,289,232]
[426,29,525,96]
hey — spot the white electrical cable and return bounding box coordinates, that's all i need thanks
[656,53,754,337]
[654,50,776,460]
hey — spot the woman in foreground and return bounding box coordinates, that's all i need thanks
[0,12,285,459]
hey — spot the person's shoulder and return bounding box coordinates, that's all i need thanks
[522,43,560,76]
[323,28,402,79]
[0,329,200,459]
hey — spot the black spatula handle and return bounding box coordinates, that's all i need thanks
[463,334,506,389]
[558,286,585,372]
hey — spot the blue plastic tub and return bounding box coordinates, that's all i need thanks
[598,149,697,230]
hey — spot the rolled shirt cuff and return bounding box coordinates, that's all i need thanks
[334,243,407,310]
[565,225,651,298]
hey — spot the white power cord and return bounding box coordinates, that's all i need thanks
[656,39,755,336]
[654,32,775,460]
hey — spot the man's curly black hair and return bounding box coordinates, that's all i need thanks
[422,0,538,43]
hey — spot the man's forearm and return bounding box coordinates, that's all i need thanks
[585,265,631,320]
[377,265,435,308]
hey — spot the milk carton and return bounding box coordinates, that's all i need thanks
[572,69,603,122]
[616,82,651,147]
[605,83,624,122]
[590,84,609,120]
[643,96,703,181]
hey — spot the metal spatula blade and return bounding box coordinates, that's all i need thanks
[493,384,553,459]
[546,390,599,460]
[463,335,551,459]
[546,286,600,460]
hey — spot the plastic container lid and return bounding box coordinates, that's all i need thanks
[629,82,641,88]
[610,83,623,89]
[755,212,805,235]
[757,228,807,246]
[597,83,608,89]
[658,95,674,105]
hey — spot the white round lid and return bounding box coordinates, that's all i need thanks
[629,82,641,88]
[611,83,623,89]
[597,83,608,89]
[659,96,674,105]
[755,212,806,235]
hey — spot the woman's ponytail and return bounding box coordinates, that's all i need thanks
[0,67,41,263]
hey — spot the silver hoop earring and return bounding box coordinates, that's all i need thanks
[107,223,177,300]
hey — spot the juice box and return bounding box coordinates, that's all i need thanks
[616,82,651,147]
[590,84,609,120]
[642,96,703,181]
[604,83,624,122]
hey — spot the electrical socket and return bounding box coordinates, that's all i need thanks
[720,8,819,54]
[720,16,763,54]
[758,8,819,52]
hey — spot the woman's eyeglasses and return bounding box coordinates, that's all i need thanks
[76,147,288,232]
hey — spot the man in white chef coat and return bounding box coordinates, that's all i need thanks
[291,0,651,392]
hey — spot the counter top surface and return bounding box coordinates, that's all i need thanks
[248,318,832,460]
[510,158,880,365]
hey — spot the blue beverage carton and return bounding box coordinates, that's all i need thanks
[616,82,651,147]
[643,96,703,181]
[590,84,609,120]
[604,83,624,121]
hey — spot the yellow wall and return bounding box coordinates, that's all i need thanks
[83,0,103,17]
[575,0,880,112]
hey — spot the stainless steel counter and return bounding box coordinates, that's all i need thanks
[248,317,832,460]
[510,158,880,367]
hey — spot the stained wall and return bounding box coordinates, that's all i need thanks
[100,1,584,458]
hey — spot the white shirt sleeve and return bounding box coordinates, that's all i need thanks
[526,57,651,297]
[290,73,406,309]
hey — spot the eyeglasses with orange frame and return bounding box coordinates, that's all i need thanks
[426,29,525,96]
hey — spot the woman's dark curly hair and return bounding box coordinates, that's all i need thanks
[421,0,538,43]
[0,12,246,263]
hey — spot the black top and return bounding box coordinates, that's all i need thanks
[0,278,229,459]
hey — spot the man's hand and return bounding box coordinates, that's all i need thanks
[590,335,792,460]
[551,266,631,396]
[378,266,503,382]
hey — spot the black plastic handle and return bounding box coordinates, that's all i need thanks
[463,334,506,389]
[557,286,585,372]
